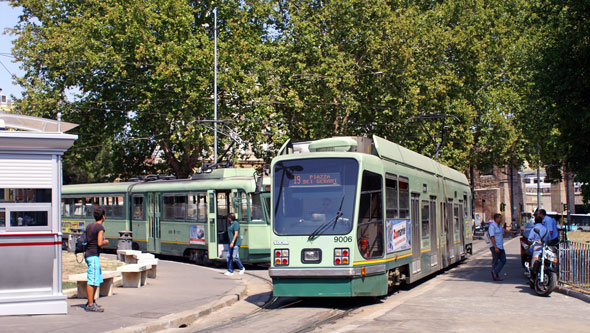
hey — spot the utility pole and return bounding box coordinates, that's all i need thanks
[537,146,541,210]
[213,7,218,163]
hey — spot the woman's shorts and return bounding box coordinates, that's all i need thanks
[85,256,104,286]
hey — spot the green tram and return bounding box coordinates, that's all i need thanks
[61,168,272,264]
[269,136,473,297]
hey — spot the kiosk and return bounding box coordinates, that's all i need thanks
[0,113,77,315]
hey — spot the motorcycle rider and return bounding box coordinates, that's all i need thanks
[526,215,548,274]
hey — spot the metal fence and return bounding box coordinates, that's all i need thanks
[559,241,590,291]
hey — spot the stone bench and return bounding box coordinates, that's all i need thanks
[69,270,121,299]
[138,258,158,279]
[117,250,142,263]
[117,263,152,288]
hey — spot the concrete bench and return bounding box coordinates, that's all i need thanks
[69,270,121,299]
[138,258,158,279]
[117,250,142,263]
[117,263,152,288]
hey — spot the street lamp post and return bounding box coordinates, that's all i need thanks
[213,7,218,163]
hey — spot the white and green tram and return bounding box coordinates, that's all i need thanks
[61,168,271,264]
[270,136,473,297]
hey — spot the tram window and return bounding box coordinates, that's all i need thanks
[463,194,469,218]
[421,200,430,240]
[73,198,85,217]
[217,193,228,217]
[187,194,198,221]
[198,193,207,222]
[84,197,95,218]
[163,195,187,220]
[10,211,48,227]
[250,193,264,222]
[62,198,73,217]
[240,191,248,222]
[132,196,144,220]
[399,177,410,219]
[454,204,460,236]
[112,196,124,218]
[357,171,384,259]
[385,174,398,218]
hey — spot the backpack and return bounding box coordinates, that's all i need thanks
[74,230,89,254]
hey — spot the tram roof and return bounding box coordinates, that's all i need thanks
[62,182,136,195]
[62,168,265,195]
[277,136,468,186]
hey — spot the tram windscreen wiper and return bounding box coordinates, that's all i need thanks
[274,162,303,217]
[308,195,345,241]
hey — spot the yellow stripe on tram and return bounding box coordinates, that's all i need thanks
[353,253,413,266]
[421,249,431,253]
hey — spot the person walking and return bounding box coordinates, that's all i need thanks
[224,213,245,276]
[489,213,507,281]
[85,207,109,312]
[538,209,559,246]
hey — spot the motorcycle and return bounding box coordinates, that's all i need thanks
[525,238,558,297]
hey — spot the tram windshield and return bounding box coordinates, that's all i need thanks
[273,158,358,236]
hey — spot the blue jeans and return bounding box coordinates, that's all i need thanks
[490,248,506,275]
[227,245,244,273]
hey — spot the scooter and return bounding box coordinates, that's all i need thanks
[526,239,558,296]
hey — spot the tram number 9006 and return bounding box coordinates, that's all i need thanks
[334,236,352,243]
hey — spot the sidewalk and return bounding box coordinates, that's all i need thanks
[0,256,246,333]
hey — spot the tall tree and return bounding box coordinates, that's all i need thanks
[10,0,274,181]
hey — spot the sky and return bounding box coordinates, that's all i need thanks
[0,1,24,101]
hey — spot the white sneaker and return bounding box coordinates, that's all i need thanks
[239,268,245,275]
[224,271,234,276]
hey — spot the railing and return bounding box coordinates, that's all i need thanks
[559,241,590,291]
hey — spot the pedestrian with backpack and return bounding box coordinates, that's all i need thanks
[84,207,109,312]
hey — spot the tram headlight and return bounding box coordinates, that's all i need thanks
[302,249,321,263]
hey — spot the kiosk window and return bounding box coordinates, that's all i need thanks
[0,189,51,203]
[10,211,48,227]
[0,209,4,228]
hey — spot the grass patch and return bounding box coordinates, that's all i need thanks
[62,251,125,288]
[566,231,590,243]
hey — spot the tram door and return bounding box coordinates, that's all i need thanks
[411,194,421,275]
[459,202,465,256]
[206,190,218,259]
[430,196,438,267]
[446,200,454,263]
[146,192,161,253]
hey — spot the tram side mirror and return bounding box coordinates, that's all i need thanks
[232,194,240,210]
[255,176,263,194]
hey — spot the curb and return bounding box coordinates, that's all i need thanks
[105,279,248,333]
[556,286,590,303]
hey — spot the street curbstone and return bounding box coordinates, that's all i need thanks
[556,286,590,303]
[105,279,248,333]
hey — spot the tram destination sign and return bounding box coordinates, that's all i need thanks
[291,172,340,186]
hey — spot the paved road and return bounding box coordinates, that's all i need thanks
[318,237,590,333]
[0,256,242,333]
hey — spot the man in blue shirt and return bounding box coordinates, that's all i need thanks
[538,209,559,246]
[489,213,507,281]
[527,215,548,271]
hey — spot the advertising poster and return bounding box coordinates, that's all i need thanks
[386,219,411,254]
[190,225,206,245]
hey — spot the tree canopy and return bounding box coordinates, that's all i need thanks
[7,0,588,200]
